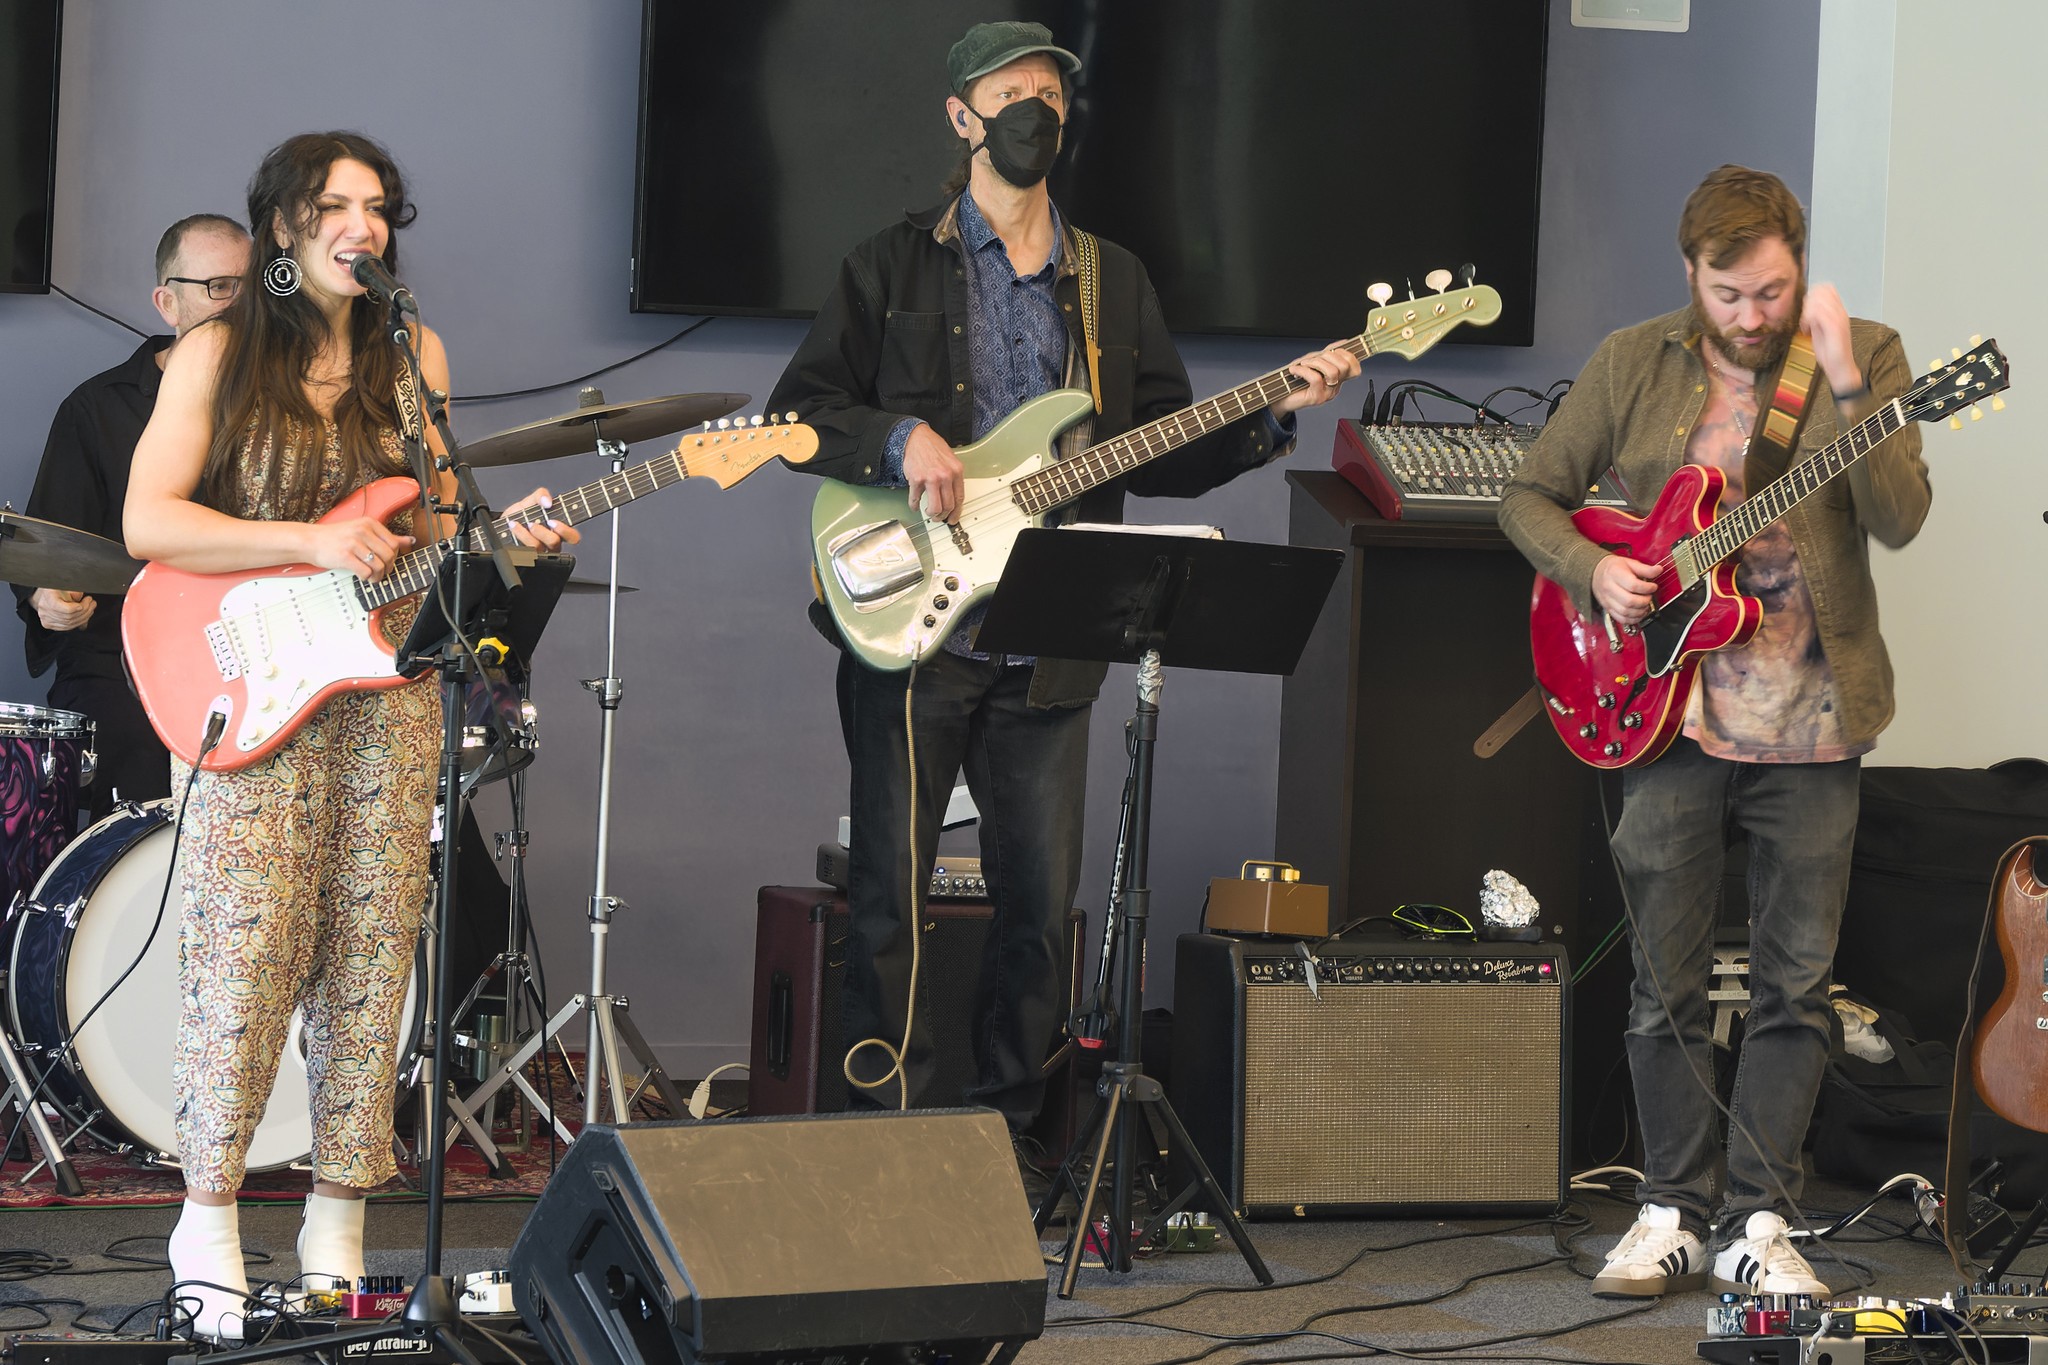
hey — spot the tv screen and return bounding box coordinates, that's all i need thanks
[0,0,60,294]
[633,0,1546,344]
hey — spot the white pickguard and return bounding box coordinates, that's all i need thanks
[212,571,397,754]
[902,471,1043,660]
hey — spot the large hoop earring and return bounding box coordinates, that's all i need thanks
[263,255,302,297]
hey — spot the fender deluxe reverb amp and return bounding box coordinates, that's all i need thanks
[1170,933,1569,1217]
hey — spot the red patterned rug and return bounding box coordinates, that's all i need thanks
[0,1052,671,1209]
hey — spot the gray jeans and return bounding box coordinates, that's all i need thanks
[1612,737,1860,1238]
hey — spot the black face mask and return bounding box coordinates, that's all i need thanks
[968,96,1062,188]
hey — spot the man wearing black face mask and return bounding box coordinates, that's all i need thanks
[769,21,1356,1207]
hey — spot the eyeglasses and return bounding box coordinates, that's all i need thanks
[162,275,242,301]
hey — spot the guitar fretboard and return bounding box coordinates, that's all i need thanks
[1688,399,1906,573]
[1008,336,1373,517]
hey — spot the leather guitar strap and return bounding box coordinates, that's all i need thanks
[1475,332,1823,759]
[1073,227,1104,415]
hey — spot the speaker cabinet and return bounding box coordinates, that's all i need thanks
[508,1112,1045,1365]
[747,887,1086,1149]
[1171,933,1569,1216]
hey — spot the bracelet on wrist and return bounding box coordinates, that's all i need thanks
[1834,380,1870,403]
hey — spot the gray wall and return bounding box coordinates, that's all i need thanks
[0,1,1819,1073]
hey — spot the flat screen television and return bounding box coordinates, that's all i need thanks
[633,0,1547,344]
[0,0,61,293]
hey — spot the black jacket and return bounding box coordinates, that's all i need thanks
[768,195,1288,706]
[13,335,170,682]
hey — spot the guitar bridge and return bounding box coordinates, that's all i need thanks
[204,620,243,681]
[827,521,925,604]
[949,523,973,555]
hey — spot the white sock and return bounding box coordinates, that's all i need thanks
[167,1199,249,1342]
[297,1192,367,1293]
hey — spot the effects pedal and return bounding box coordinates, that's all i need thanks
[342,1276,410,1319]
[815,842,987,900]
[460,1271,516,1315]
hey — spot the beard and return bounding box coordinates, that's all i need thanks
[1694,276,1803,373]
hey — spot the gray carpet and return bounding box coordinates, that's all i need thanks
[0,1174,2014,1364]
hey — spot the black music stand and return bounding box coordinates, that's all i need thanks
[973,527,1340,1296]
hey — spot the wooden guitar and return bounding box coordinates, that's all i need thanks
[1530,339,2009,769]
[124,419,817,770]
[811,278,1501,672]
[1975,839,2048,1133]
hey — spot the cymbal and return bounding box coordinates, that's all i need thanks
[462,392,751,467]
[0,512,143,595]
[560,577,638,596]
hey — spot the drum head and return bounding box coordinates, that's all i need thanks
[61,812,420,1172]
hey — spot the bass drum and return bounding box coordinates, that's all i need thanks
[7,800,422,1171]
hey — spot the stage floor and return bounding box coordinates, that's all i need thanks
[0,1172,2009,1364]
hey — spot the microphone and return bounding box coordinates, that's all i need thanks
[349,254,417,315]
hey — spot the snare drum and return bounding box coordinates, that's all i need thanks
[7,801,422,1170]
[0,703,95,919]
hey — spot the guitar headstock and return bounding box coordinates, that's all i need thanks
[678,412,819,486]
[1360,266,1503,360]
[1902,337,2011,428]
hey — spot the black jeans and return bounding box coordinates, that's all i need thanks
[50,669,170,826]
[1612,737,1861,1237]
[837,649,1090,1130]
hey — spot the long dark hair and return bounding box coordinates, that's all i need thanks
[199,131,419,521]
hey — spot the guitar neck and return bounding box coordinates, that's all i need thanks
[1688,398,1909,575]
[363,440,701,607]
[1009,332,1376,516]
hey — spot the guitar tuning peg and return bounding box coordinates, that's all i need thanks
[1992,395,2007,411]
[750,414,764,426]
[1425,268,1453,293]
[1949,414,1963,429]
[1459,263,1477,286]
[1970,334,1983,346]
[1970,404,1984,421]
[785,411,800,423]
[1367,282,1393,306]
[717,417,731,429]
[1930,359,1944,373]
[1953,346,1964,360]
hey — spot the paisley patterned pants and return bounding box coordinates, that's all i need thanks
[171,680,439,1193]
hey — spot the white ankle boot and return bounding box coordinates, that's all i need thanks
[297,1192,367,1294]
[167,1199,249,1342]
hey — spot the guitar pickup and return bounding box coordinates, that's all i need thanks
[827,521,924,604]
[204,621,243,681]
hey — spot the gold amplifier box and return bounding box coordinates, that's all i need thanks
[1206,862,1329,937]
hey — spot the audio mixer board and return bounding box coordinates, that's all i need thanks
[1331,418,1632,523]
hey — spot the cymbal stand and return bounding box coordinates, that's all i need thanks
[454,408,688,1137]
[0,1028,84,1196]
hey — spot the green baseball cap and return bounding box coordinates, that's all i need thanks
[947,21,1082,95]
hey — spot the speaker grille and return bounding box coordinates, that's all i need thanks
[1241,982,1561,1205]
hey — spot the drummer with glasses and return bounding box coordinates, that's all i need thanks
[12,213,251,824]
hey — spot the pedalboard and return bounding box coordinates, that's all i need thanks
[1700,1287,2048,1365]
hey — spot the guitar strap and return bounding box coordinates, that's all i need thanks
[1072,226,1104,415]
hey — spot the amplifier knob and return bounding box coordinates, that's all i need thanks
[1428,962,1445,978]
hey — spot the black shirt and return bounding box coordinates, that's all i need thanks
[11,335,171,682]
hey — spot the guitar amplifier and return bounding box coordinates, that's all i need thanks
[1170,933,1569,1216]
[748,887,1086,1157]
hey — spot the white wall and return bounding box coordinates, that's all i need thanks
[1814,1,2047,767]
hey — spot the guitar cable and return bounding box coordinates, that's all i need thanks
[1,709,227,1175]
[842,662,925,1112]
[1595,776,1875,1291]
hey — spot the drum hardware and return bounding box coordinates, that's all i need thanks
[457,390,746,467]
[453,397,692,1141]
[0,705,96,934]
[0,507,143,596]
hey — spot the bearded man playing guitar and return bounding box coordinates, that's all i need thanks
[767,21,1355,1203]
[1501,165,1930,1296]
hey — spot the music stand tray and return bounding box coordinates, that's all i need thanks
[972,527,1339,1294]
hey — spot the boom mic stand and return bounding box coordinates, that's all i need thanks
[972,528,1341,1297]
[454,389,690,1139]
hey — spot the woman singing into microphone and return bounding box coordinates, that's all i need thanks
[125,130,577,1341]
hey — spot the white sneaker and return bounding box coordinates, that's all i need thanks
[1592,1203,1708,1297]
[1711,1211,1829,1295]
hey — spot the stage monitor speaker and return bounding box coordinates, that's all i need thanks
[1170,933,1569,1216]
[508,1112,1045,1365]
[747,887,1086,1151]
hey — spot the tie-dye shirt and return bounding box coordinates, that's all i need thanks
[1679,342,1872,764]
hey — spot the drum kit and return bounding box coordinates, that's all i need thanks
[0,389,748,1195]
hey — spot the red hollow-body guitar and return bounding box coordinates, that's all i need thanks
[1976,839,2048,1134]
[123,420,816,771]
[1530,339,2008,769]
